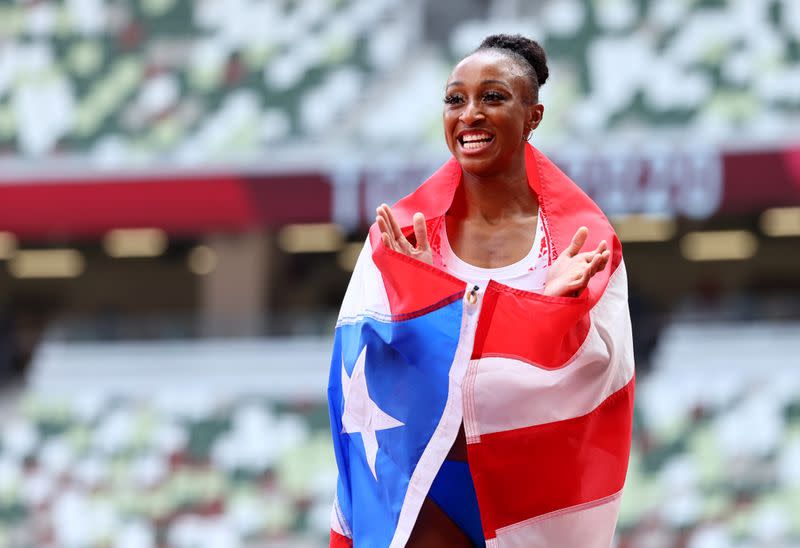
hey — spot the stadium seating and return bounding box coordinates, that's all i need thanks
[618,321,800,547]
[1,0,799,164]
[444,0,800,145]
[0,393,336,546]
[0,0,407,164]
[0,337,336,546]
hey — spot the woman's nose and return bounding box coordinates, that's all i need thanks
[459,100,485,125]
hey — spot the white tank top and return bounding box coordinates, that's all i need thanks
[438,209,552,293]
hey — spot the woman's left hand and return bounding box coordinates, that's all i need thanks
[543,227,610,297]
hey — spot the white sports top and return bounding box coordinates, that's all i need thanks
[438,209,552,293]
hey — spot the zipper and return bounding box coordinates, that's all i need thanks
[462,284,483,443]
[466,284,480,306]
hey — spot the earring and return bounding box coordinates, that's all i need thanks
[523,127,533,141]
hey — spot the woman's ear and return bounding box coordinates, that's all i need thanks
[528,103,545,131]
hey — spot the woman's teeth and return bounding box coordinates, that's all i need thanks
[464,141,489,150]
[460,134,494,150]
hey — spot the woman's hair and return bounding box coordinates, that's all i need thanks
[475,34,549,101]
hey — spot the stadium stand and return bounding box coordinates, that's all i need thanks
[620,322,800,547]
[0,337,337,547]
[0,392,336,546]
[1,0,799,165]
[443,0,800,146]
[0,0,412,164]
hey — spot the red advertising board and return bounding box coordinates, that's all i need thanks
[0,146,798,240]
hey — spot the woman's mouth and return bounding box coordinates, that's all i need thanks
[458,131,495,152]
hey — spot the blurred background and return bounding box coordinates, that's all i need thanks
[0,0,799,546]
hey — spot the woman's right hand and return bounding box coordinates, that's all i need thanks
[376,203,433,266]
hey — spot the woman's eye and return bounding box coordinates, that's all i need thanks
[444,94,464,105]
[483,91,506,102]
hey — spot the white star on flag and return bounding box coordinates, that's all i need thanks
[341,346,404,480]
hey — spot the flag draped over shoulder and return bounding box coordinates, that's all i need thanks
[328,144,635,548]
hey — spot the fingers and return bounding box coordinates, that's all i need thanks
[380,203,406,245]
[375,205,391,236]
[568,228,609,259]
[376,205,390,235]
[570,249,611,292]
[587,253,604,278]
[592,239,608,256]
[413,212,429,251]
[376,213,389,236]
[376,204,405,250]
[380,231,395,252]
[376,213,395,249]
[566,226,588,257]
[595,249,610,273]
[569,254,601,290]
[376,205,428,254]
[581,240,608,263]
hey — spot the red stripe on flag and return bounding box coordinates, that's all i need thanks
[370,240,467,317]
[471,280,591,368]
[467,378,634,539]
[329,530,353,548]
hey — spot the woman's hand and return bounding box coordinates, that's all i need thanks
[376,203,433,266]
[543,227,610,297]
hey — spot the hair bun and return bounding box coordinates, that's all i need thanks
[479,34,549,87]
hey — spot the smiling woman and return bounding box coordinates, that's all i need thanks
[329,34,634,548]
[443,35,547,179]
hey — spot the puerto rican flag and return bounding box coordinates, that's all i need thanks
[328,144,635,547]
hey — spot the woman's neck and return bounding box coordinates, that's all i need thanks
[450,153,539,224]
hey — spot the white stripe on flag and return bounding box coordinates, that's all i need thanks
[487,491,622,548]
[471,263,634,436]
[337,240,391,325]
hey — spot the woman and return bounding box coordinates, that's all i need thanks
[329,34,634,548]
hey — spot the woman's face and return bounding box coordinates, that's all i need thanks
[443,51,543,177]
